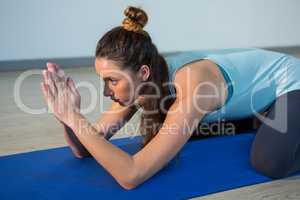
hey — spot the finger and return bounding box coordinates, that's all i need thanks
[47,62,60,83]
[47,62,64,79]
[43,70,59,96]
[67,86,80,113]
[42,70,52,90]
[67,77,80,96]
[47,62,65,82]
[66,86,73,113]
[47,66,60,83]
[42,69,48,84]
[48,62,60,70]
[46,62,58,73]
[57,68,66,82]
[43,68,57,86]
[40,82,54,107]
[47,71,58,96]
[66,78,81,114]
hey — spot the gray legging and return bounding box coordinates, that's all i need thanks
[191,89,300,179]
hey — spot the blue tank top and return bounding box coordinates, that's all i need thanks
[165,48,300,123]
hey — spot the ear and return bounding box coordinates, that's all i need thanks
[138,65,150,81]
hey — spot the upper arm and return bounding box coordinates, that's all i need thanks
[132,65,221,186]
[93,102,138,140]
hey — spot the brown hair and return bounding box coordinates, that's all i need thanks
[95,6,176,148]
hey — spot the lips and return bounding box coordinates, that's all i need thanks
[111,97,119,102]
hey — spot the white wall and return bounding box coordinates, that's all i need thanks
[1,0,299,61]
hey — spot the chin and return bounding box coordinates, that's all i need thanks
[115,98,128,106]
[120,98,138,107]
[118,101,126,106]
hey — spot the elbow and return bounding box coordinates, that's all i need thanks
[119,179,139,190]
[118,169,142,190]
[120,183,137,190]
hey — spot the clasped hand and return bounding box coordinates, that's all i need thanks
[40,62,81,128]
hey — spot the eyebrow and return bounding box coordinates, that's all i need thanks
[102,76,117,81]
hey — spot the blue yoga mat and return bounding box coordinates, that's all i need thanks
[1,131,299,199]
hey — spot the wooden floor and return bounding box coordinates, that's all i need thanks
[1,49,300,199]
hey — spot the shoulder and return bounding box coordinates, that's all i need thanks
[173,59,228,109]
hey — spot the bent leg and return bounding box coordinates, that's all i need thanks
[250,89,300,179]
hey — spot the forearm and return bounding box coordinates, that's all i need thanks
[92,122,116,141]
[62,123,92,158]
[63,117,117,158]
[70,113,137,189]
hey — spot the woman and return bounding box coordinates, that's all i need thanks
[40,6,300,189]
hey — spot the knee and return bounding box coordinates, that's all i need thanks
[250,148,290,179]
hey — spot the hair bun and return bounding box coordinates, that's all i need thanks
[122,6,148,33]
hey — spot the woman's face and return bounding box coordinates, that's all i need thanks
[95,57,145,107]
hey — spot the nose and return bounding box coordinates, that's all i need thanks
[103,84,114,97]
